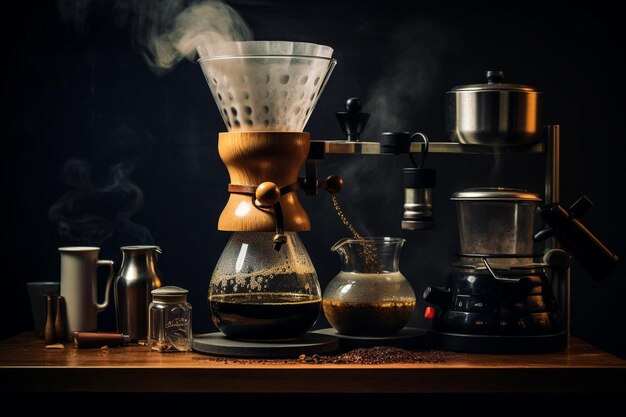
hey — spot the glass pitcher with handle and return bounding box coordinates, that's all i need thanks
[322,237,416,336]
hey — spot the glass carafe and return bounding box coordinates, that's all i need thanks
[209,232,321,340]
[322,237,416,336]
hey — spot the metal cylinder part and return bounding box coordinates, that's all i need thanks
[402,168,436,230]
[402,188,434,230]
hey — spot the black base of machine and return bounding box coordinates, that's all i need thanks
[423,254,567,354]
[428,330,567,354]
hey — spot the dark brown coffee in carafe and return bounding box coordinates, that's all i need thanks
[323,299,415,336]
[210,292,321,340]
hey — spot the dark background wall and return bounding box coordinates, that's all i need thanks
[2,1,624,357]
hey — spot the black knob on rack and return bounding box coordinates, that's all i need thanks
[336,97,370,141]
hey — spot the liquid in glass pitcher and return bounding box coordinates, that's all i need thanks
[322,237,416,336]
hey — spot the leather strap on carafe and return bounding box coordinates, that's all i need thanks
[227,182,300,251]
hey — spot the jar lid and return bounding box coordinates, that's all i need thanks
[152,286,189,302]
[451,187,541,202]
[449,70,540,93]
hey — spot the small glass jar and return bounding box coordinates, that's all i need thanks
[148,286,192,352]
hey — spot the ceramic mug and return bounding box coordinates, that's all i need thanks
[59,247,114,334]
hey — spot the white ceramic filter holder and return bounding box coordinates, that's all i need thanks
[198,41,336,132]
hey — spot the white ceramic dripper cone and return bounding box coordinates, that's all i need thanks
[198,41,336,132]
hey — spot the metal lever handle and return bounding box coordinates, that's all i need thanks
[534,227,555,242]
[482,258,520,282]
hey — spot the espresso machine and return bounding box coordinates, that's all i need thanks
[423,189,619,353]
[308,71,619,353]
[423,187,567,353]
[416,72,620,353]
[307,104,619,353]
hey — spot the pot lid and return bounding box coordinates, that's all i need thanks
[449,71,540,93]
[451,187,542,201]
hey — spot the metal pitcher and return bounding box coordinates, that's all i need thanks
[114,245,163,341]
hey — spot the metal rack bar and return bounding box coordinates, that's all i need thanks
[310,140,544,156]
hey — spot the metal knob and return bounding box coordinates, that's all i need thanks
[320,175,343,194]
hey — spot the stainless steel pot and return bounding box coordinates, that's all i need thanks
[446,71,543,145]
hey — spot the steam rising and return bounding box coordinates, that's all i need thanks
[57,0,253,73]
[51,1,253,244]
[49,159,153,246]
[364,19,449,134]
[329,20,450,237]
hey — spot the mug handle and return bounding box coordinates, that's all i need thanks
[95,260,115,313]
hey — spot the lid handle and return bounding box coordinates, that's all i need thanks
[486,70,504,84]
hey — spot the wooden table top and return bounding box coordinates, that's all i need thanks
[1,333,625,393]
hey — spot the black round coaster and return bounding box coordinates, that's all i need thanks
[313,327,428,349]
[192,332,339,358]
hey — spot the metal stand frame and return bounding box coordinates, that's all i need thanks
[311,124,570,341]
[544,126,570,341]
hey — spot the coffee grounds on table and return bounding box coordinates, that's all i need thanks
[298,347,449,364]
[193,346,450,365]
